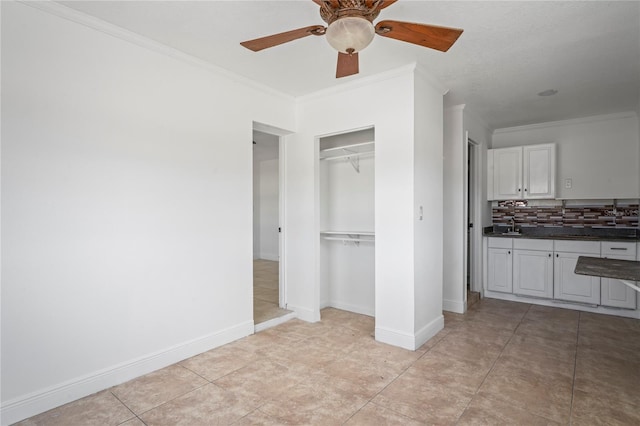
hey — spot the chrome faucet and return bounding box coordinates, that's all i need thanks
[510,218,516,233]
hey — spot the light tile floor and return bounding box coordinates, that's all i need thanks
[253,259,291,325]
[16,299,640,425]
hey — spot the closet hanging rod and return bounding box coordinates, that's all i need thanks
[322,236,375,243]
[320,151,374,162]
[321,231,375,236]
[319,141,374,153]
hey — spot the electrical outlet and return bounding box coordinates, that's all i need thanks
[565,178,572,189]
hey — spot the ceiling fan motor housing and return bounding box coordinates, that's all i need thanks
[326,17,375,53]
[320,0,384,54]
[319,0,382,24]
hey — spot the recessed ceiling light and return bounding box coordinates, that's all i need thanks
[538,89,558,97]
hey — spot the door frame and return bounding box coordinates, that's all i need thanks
[253,122,292,312]
[466,134,483,295]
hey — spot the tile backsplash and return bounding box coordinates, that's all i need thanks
[492,201,639,228]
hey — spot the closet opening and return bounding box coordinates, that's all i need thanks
[319,127,375,318]
[252,129,292,330]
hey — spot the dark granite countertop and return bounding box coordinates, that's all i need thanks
[483,226,639,242]
[575,256,640,282]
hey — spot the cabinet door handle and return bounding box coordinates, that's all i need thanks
[556,254,559,258]
[524,188,528,192]
[508,251,511,254]
[548,253,551,257]
[518,188,521,192]
[610,247,628,251]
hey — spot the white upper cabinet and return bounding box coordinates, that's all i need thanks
[489,147,522,200]
[523,144,556,199]
[488,143,556,200]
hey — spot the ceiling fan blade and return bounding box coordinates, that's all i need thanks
[375,20,463,52]
[240,25,326,52]
[336,51,359,78]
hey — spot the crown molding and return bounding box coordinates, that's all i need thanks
[295,63,417,104]
[19,0,295,103]
[493,111,638,135]
[415,63,448,96]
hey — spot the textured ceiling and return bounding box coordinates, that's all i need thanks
[56,0,640,129]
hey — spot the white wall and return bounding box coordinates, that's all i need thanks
[286,66,445,350]
[443,106,466,313]
[442,105,492,312]
[412,71,445,341]
[252,159,261,258]
[257,158,279,260]
[1,2,295,423]
[492,112,640,199]
[286,69,417,326]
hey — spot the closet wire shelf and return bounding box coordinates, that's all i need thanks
[319,141,374,173]
[320,231,375,247]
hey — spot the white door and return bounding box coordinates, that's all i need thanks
[600,253,636,309]
[490,147,523,200]
[554,252,600,304]
[487,247,513,293]
[513,249,554,298]
[523,144,555,199]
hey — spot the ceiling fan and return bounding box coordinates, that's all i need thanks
[240,0,463,78]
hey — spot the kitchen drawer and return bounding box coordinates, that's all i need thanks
[554,240,600,254]
[513,238,553,251]
[601,241,636,257]
[488,237,513,249]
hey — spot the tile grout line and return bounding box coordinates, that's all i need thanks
[127,376,213,421]
[341,322,447,424]
[109,390,145,426]
[452,303,534,424]
[472,303,532,393]
[568,310,582,426]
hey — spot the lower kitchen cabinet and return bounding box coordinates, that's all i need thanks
[486,237,640,312]
[553,251,601,305]
[513,249,554,298]
[487,238,513,293]
[600,242,637,309]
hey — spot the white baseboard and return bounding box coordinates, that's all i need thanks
[484,290,640,320]
[0,321,254,426]
[375,326,416,350]
[375,315,444,351]
[258,253,279,262]
[325,301,374,317]
[254,312,297,332]
[287,304,320,322]
[443,298,466,314]
[414,315,445,349]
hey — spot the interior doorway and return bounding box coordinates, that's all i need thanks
[466,136,481,308]
[252,129,292,329]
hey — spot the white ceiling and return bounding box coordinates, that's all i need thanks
[56,0,640,129]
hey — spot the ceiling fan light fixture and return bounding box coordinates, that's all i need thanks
[325,16,375,54]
